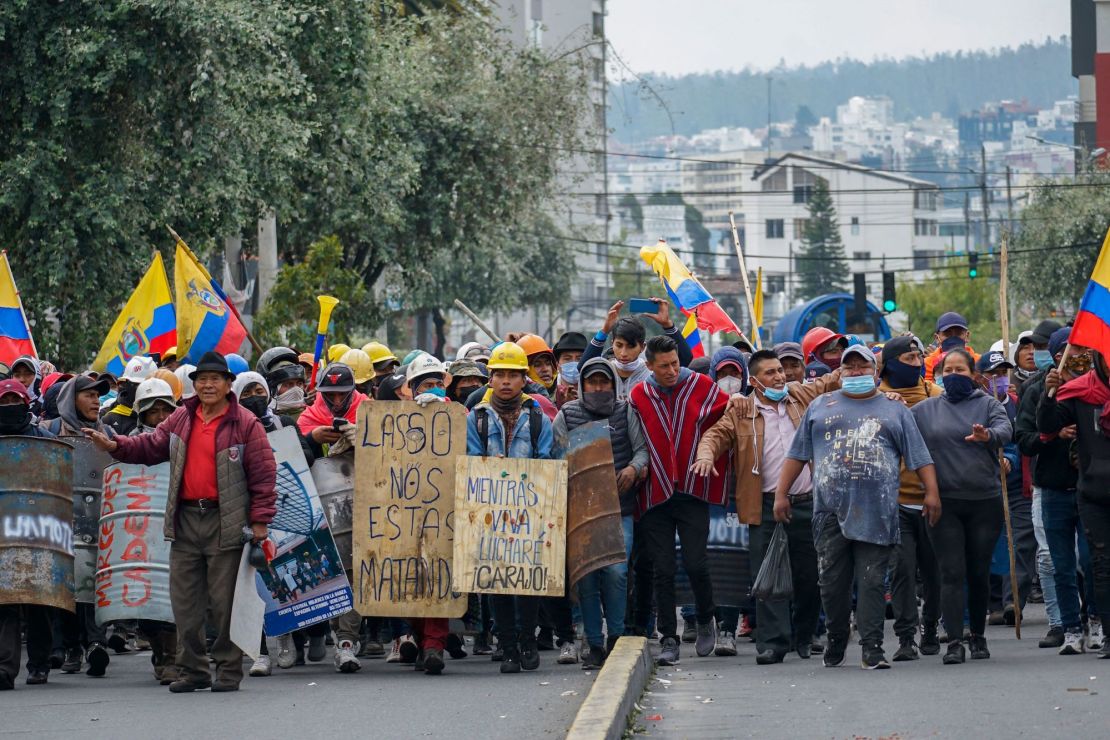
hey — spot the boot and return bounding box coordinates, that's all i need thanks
[159,631,180,686]
[920,621,940,656]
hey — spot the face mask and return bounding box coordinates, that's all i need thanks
[271,386,306,411]
[883,358,923,389]
[1033,350,1054,371]
[1014,367,1036,382]
[613,356,644,373]
[989,375,1010,399]
[0,404,30,432]
[940,335,966,353]
[841,374,876,395]
[116,383,137,408]
[763,386,788,402]
[823,355,842,372]
[941,373,977,402]
[240,395,270,419]
[582,391,616,418]
[1064,352,1093,376]
[324,391,352,416]
[717,376,745,395]
[559,362,580,386]
[421,387,447,399]
[100,390,118,406]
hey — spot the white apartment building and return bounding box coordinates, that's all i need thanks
[810,96,909,164]
[741,153,950,328]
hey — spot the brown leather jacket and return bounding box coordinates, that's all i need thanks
[695,374,839,526]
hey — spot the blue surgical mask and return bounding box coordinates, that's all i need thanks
[842,374,876,395]
[763,386,788,402]
[559,362,580,385]
[423,387,447,398]
[1034,349,1054,371]
[100,391,117,405]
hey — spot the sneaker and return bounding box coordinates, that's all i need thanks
[386,638,402,663]
[714,630,737,657]
[920,622,941,656]
[85,643,109,677]
[490,645,505,662]
[657,637,680,666]
[398,636,418,664]
[500,647,521,673]
[1099,642,1110,660]
[823,640,846,668]
[582,644,606,669]
[276,634,296,669]
[737,615,754,639]
[168,678,212,693]
[756,649,784,665]
[861,645,890,670]
[1039,627,1065,649]
[423,648,445,675]
[1060,630,1086,655]
[987,610,1006,626]
[1029,583,1044,604]
[809,641,825,655]
[893,636,918,662]
[25,670,48,685]
[49,649,64,670]
[107,633,130,654]
[694,620,717,658]
[61,648,82,674]
[681,618,697,643]
[968,634,990,660]
[473,633,494,656]
[1003,604,1017,626]
[557,641,579,664]
[249,655,272,677]
[942,641,966,665]
[446,633,468,659]
[307,634,327,662]
[520,642,540,671]
[334,640,362,673]
[1089,620,1105,651]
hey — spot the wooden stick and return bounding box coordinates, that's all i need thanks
[998,235,1022,638]
[453,299,500,344]
[727,211,762,349]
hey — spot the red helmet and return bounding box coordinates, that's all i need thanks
[801,327,846,362]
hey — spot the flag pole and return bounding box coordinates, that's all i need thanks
[1,250,38,358]
[728,211,762,349]
[166,225,263,356]
[998,234,1022,638]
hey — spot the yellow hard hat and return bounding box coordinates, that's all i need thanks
[162,346,178,362]
[486,342,529,371]
[327,344,351,363]
[339,348,374,385]
[362,341,397,366]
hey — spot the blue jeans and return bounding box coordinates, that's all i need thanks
[577,516,633,648]
[1041,488,1096,631]
[1032,488,1061,629]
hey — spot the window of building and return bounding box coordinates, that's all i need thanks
[913,250,945,270]
[853,251,871,261]
[595,193,606,218]
[761,169,787,192]
[851,216,860,235]
[792,218,810,239]
[592,11,604,37]
[593,57,604,83]
[765,219,784,239]
[791,167,821,204]
[766,275,786,293]
[914,189,938,211]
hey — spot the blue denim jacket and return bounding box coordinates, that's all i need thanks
[466,397,553,459]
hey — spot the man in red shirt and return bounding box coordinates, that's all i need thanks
[85,352,276,693]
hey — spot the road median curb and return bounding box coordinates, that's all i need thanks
[566,636,652,740]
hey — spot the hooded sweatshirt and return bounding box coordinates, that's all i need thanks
[911,388,1012,499]
[46,376,109,437]
[709,346,748,395]
[12,355,42,413]
[235,371,315,465]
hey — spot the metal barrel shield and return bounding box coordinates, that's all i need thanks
[67,435,113,603]
[95,462,174,625]
[0,436,76,612]
[566,422,627,592]
[311,454,354,571]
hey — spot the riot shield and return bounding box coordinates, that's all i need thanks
[566,421,627,592]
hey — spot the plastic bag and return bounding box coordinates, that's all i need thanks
[751,523,793,602]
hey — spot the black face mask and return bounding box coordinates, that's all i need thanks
[240,395,269,420]
[940,336,966,353]
[116,382,137,408]
[582,391,616,418]
[0,404,30,433]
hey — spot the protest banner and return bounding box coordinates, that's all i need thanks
[353,401,467,618]
[452,456,568,597]
[253,427,353,636]
[95,461,174,625]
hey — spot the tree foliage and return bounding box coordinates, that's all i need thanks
[1010,170,1110,317]
[796,179,849,300]
[897,261,1000,343]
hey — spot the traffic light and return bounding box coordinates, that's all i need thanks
[882,271,897,312]
[968,252,979,279]
[853,272,867,314]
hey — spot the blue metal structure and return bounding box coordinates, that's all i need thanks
[771,292,892,345]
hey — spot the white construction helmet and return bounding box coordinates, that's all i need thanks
[134,378,177,415]
[174,364,197,400]
[122,356,158,383]
[405,354,447,387]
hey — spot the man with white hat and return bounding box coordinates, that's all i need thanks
[102,356,158,435]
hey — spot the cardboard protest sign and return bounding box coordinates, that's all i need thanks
[452,456,568,597]
[95,462,174,625]
[353,401,467,618]
[254,427,353,636]
[231,543,266,660]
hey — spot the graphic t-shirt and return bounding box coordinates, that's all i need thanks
[788,391,933,546]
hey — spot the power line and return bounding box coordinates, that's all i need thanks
[558,179,1109,199]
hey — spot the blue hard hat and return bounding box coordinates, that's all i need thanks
[224,353,249,376]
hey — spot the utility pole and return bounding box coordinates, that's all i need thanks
[980,145,990,252]
[1005,165,1015,234]
[766,75,773,161]
[963,193,971,255]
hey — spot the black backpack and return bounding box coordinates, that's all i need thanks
[477,404,543,458]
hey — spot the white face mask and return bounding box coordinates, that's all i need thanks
[717,376,745,395]
[271,386,306,412]
[612,356,645,373]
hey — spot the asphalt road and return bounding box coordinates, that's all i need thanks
[635,606,1110,739]
[1,639,597,739]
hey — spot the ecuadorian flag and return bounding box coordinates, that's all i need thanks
[92,252,177,375]
[173,239,247,362]
[640,239,748,343]
[682,313,705,358]
[1070,227,1110,357]
[0,251,36,365]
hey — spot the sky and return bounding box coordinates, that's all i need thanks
[606,0,1070,77]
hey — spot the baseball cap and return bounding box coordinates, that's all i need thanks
[975,351,1014,373]
[773,342,804,363]
[935,312,969,333]
[1048,327,1071,359]
[1031,320,1063,346]
[841,344,878,367]
[0,378,32,403]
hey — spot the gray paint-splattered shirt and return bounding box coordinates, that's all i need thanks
[788,391,933,546]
